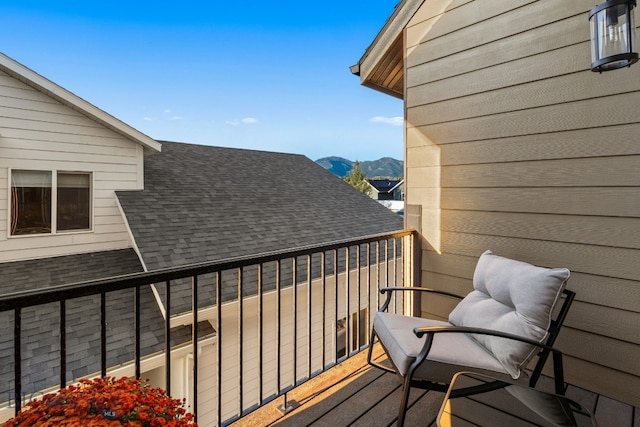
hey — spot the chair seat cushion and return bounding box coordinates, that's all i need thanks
[448,250,570,378]
[374,312,517,384]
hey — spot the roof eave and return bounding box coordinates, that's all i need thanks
[351,0,423,99]
[389,179,405,192]
[0,53,162,153]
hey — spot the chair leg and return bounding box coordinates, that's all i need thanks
[367,328,378,365]
[397,373,413,427]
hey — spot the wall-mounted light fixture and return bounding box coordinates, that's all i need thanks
[589,0,638,72]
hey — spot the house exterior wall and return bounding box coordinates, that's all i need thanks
[0,69,143,264]
[403,0,640,406]
[210,262,403,424]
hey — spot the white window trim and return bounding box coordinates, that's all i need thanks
[8,168,94,238]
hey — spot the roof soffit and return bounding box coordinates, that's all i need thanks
[352,0,424,99]
[0,52,161,153]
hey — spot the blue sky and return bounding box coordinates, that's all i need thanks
[1,1,404,161]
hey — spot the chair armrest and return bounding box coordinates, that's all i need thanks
[379,287,464,312]
[412,325,566,395]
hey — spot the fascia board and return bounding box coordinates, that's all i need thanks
[353,0,423,84]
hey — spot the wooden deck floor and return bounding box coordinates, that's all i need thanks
[232,345,444,427]
[231,344,638,427]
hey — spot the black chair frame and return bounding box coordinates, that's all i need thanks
[367,286,576,427]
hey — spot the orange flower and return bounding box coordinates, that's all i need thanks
[2,377,197,427]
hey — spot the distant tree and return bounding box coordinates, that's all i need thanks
[344,161,371,196]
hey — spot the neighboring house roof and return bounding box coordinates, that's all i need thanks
[0,249,143,295]
[0,249,213,400]
[117,141,404,313]
[0,53,161,153]
[367,179,404,194]
[117,141,403,270]
[0,249,156,399]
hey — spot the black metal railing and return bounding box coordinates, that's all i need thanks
[0,229,416,426]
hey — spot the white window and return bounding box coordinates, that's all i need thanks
[10,170,92,236]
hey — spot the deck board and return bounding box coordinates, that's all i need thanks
[233,345,443,427]
[231,343,637,427]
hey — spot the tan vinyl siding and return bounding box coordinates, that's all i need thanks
[404,0,640,407]
[0,69,142,263]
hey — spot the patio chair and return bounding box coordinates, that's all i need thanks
[368,250,575,426]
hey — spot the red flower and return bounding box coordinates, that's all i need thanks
[3,377,197,427]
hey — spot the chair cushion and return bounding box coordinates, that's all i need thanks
[448,250,570,378]
[374,312,513,383]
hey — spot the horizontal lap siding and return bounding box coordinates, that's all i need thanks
[213,263,399,423]
[405,0,640,406]
[0,70,142,264]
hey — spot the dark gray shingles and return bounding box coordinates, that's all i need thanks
[118,141,402,269]
[0,249,144,294]
[0,250,169,401]
[117,141,403,313]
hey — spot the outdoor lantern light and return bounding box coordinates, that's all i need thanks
[590,0,638,72]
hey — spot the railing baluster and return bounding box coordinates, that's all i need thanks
[60,300,66,388]
[307,254,312,378]
[192,275,198,422]
[385,239,391,313]
[345,246,350,358]
[14,308,21,415]
[238,267,244,416]
[321,251,326,369]
[333,249,338,364]
[135,285,141,380]
[276,260,281,394]
[258,263,263,405]
[292,257,297,386]
[356,244,361,350]
[366,242,371,346]
[376,241,380,311]
[165,280,171,396]
[101,291,107,377]
[393,238,399,313]
[216,271,222,426]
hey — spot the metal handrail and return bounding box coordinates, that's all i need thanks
[1,229,416,426]
[0,230,414,312]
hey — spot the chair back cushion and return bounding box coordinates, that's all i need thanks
[448,250,570,378]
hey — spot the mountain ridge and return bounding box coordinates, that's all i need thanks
[316,156,404,178]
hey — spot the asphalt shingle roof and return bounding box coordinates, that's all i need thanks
[0,249,143,294]
[0,250,162,401]
[118,141,402,270]
[0,249,213,402]
[117,141,404,313]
